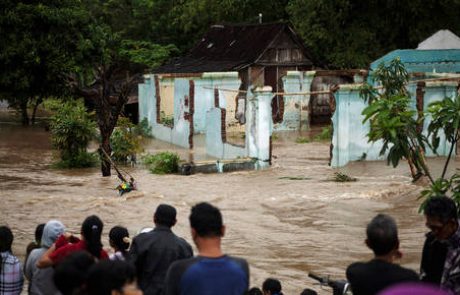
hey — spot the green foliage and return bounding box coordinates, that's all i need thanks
[159,111,174,127]
[361,58,430,178]
[135,118,152,138]
[143,152,180,174]
[52,151,99,169]
[419,175,460,213]
[314,126,332,141]
[295,136,311,143]
[119,40,178,70]
[110,117,143,163]
[428,94,460,154]
[0,0,92,124]
[47,99,97,168]
[287,0,460,69]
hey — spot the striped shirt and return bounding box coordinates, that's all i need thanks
[0,251,23,295]
[442,223,460,294]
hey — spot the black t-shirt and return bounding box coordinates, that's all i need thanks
[420,232,448,285]
[346,259,419,295]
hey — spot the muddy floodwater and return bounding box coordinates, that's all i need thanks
[1,109,458,294]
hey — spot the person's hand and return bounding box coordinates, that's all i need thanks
[63,232,73,240]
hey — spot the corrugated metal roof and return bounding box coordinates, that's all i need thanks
[370,49,460,73]
[155,22,313,73]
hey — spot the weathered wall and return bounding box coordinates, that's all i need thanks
[273,71,315,131]
[138,75,191,148]
[331,78,458,167]
[139,73,274,169]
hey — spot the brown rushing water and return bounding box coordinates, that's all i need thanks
[1,109,458,294]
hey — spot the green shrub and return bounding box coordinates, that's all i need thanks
[53,151,99,169]
[134,118,152,138]
[295,136,311,143]
[111,117,143,163]
[143,152,180,174]
[47,99,97,168]
[314,126,332,141]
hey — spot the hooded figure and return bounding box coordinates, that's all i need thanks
[25,220,65,295]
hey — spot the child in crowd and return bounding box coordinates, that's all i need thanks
[109,226,131,261]
[262,278,283,295]
[25,223,45,264]
[0,226,23,295]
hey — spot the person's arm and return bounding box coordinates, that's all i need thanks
[24,250,37,280]
[36,244,56,268]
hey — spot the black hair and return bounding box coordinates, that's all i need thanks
[35,223,45,244]
[300,289,318,295]
[81,215,104,259]
[425,196,458,223]
[86,260,137,295]
[246,287,263,295]
[109,226,130,259]
[262,278,283,295]
[53,251,95,295]
[189,202,223,237]
[366,214,398,256]
[0,226,14,276]
[154,204,177,227]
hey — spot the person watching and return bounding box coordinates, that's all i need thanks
[424,196,460,294]
[164,202,249,295]
[346,214,419,295]
[129,204,193,295]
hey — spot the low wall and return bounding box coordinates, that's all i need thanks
[331,79,458,167]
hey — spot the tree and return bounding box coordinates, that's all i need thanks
[361,58,460,210]
[71,20,175,176]
[0,1,91,125]
[361,58,432,182]
[287,0,460,68]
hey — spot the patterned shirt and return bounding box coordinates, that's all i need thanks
[442,223,460,294]
[0,251,23,295]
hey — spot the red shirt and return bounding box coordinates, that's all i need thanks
[49,235,109,264]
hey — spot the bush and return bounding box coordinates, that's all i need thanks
[143,152,180,174]
[295,136,310,143]
[47,99,97,168]
[53,151,99,169]
[134,118,152,138]
[111,117,143,163]
[314,126,332,141]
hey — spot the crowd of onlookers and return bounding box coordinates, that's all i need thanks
[0,197,459,295]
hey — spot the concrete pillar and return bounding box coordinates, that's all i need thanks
[247,86,274,169]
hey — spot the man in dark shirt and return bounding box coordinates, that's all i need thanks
[424,196,460,294]
[420,231,448,285]
[129,204,193,295]
[346,214,419,295]
[164,202,249,295]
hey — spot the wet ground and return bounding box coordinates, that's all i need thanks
[1,109,457,294]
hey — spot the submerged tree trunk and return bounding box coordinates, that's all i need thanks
[20,100,30,126]
[100,134,112,177]
[31,97,43,125]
